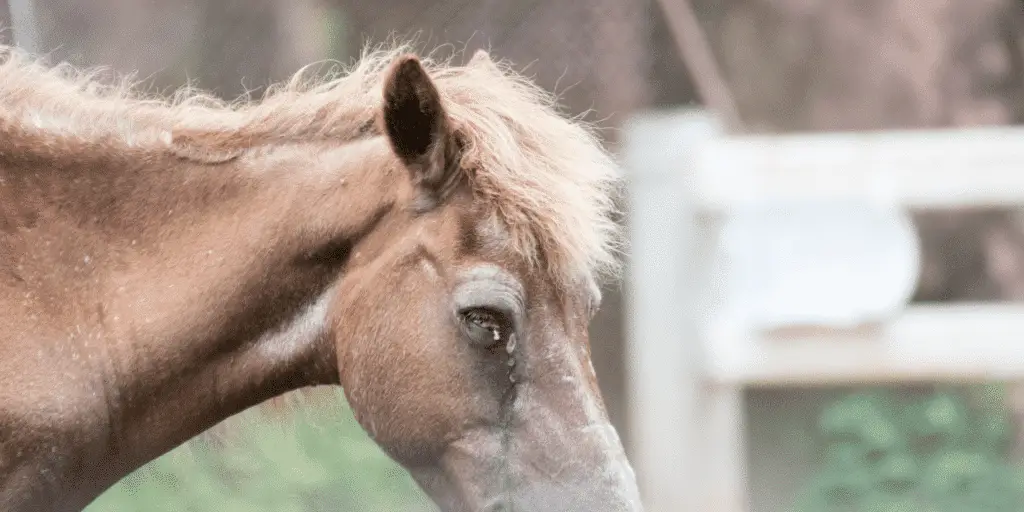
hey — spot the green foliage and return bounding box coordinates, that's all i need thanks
[85,390,435,512]
[792,386,1024,512]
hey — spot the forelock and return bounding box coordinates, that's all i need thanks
[426,48,626,292]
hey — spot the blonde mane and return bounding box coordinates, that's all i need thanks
[0,42,624,291]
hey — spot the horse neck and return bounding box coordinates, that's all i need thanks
[0,134,401,510]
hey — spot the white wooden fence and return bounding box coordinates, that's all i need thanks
[622,110,1024,512]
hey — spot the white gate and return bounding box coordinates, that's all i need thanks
[623,110,1024,512]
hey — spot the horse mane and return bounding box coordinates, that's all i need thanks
[0,41,624,291]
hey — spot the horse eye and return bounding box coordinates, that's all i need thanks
[460,308,509,348]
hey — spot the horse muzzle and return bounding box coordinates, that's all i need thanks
[418,420,645,512]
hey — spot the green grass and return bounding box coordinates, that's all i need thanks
[85,389,435,512]
[791,386,1024,512]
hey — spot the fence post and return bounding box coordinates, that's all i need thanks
[623,109,722,512]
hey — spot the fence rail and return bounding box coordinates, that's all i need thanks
[708,303,1024,386]
[693,126,1024,210]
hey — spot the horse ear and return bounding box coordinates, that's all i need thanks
[381,54,454,194]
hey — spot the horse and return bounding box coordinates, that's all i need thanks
[0,41,643,512]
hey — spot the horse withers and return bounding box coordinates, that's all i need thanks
[0,43,643,512]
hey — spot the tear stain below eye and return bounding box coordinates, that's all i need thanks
[505,333,517,354]
[504,332,521,384]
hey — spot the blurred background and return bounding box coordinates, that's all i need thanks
[6,0,1024,511]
